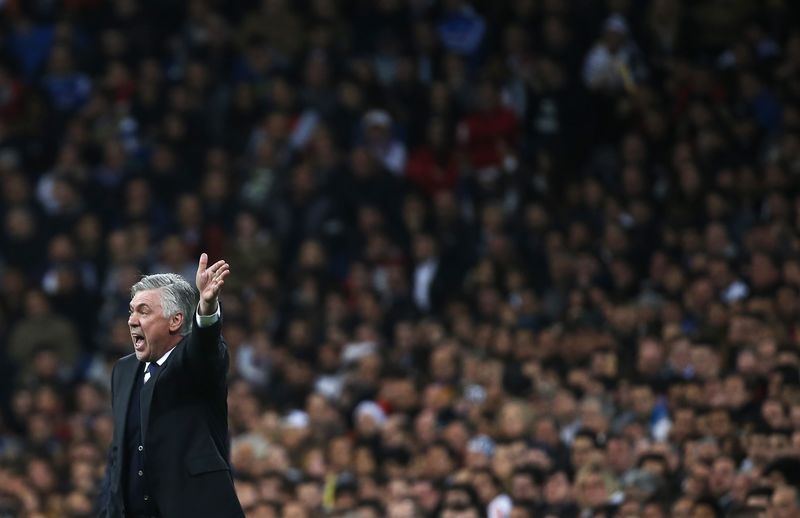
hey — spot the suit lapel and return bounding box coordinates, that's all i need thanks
[115,356,139,435]
[140,341,181,442]
[140,363,159,443]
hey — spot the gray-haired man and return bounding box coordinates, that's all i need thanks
[99,253,244,517]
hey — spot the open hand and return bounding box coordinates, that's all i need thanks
[196,253,230,315]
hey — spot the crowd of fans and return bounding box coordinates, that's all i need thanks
[2,0,800,517]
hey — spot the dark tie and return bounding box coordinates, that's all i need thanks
[145,362,159,383]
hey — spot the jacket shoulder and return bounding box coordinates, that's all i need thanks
[116,352,138,365]
[111,353,139,375]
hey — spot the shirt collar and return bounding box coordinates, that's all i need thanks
[144,346,176,369]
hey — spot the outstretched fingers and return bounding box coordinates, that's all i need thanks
[207,260,228,274]
[215,269,230,285]
[205,261,230,296]
[210,266,230,283]
[197,254,231,298]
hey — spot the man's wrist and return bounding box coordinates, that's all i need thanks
[196,302,221,328]
[198,299,219,316]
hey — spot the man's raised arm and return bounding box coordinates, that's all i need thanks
[185,253,231,379]
[196,252,230,318]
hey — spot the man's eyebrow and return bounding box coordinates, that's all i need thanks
[129,303,152,311]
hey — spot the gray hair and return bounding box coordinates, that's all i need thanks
[131,273,197,335]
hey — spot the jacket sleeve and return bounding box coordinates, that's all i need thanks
[184,311,229,385]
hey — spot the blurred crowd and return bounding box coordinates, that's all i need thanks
[2,0,800,517]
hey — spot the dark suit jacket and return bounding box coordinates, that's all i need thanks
[99,314,244,518]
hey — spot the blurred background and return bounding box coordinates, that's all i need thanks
[1,0,800,517]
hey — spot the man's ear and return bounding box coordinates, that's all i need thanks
[169,312,184,333]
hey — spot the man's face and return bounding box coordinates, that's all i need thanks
[296,482,321,509]
[709,458,734,496]
[631,386,655,417]
[606,437,632,472]
[128,289,181,361]
[642,502,667,518]
[544,471,571,504]
[411,479,439,511]
[771,486,799,518]
[578,473,607,508]
[511,473,538,501]
[357,506,380,518]
[282,501,308,518]
[387,499,416,518]
[571,437,596,468]
[472,472,496,504]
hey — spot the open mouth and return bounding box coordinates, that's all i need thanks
[132,333,146,350]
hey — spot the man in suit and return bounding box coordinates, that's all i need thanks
[99,253,244,517]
